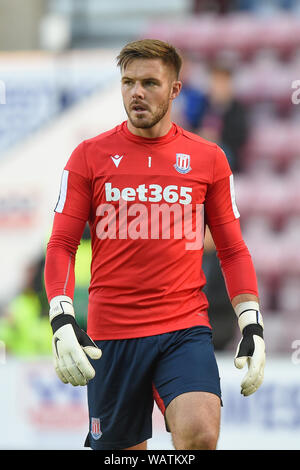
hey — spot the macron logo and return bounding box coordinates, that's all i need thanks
[111,155,124,168]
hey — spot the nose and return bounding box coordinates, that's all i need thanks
[131,81,145,100]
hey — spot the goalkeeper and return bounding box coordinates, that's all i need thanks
[44,38,265,451]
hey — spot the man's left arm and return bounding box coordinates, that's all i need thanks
[205,146,266,396]
[209,218,266,397]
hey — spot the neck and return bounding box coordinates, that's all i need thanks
[127,116,173,139]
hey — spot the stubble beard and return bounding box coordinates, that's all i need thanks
[125,99,170,129]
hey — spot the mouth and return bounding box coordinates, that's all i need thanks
[131,103,148,114]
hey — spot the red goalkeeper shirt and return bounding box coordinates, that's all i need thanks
[45,121,258,339]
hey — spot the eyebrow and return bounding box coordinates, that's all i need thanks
[121,76,161,83]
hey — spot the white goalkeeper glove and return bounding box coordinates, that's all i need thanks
[234,301,266,396]
[49,295,102,386]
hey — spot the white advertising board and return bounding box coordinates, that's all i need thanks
[0,354,299,450]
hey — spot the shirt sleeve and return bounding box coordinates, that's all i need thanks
[205,146,240,227]
[54,141,92,222]
[209,218,259,301]
[44,212,86,302]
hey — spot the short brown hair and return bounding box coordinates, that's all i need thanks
[116,39,182,79]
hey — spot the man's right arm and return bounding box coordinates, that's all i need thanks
[45,141,92,299]
[44,139,102,386]
[45,212,102,386]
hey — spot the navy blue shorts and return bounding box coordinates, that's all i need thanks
[84,326,221,450]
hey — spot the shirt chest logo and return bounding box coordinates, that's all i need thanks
[174,153,191,174]
[111,154,123,167]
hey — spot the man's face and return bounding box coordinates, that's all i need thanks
[121,58,180,129]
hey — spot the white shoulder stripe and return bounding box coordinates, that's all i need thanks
[55,169,69,213]
[229,174,240,219]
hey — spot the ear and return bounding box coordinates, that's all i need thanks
[170,80,182,100]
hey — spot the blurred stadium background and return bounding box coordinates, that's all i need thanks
[0,0,300,450]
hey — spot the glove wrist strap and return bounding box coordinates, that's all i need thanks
[234,301,264,333]
[242,323,264,339]
[51,313,77,334]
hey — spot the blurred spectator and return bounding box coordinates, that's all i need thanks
[192,0,300,13]
[198,62,249,173]
[0,223,92,357]
[236,0,300,12]
[0,261,52,356]
[175,85,207,133]
[192,0,236,14]
[172,56,208,132]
